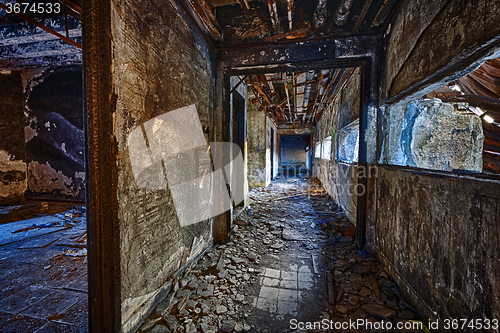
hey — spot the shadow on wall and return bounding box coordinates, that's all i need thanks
[24,66,85,200]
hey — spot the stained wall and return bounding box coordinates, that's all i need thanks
[0,70,26,201]
[109,0,216,331]
[315,67,361,224]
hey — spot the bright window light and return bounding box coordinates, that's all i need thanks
[483,115,495,123]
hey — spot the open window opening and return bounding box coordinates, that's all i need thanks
[380,56,500,176]
[0,2,87,331]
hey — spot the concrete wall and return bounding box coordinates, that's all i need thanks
[23,66,85,201]
[247,94,277,187]
[247,95,267,187]
[382,0,500,105]
[375,166,500,327]
[315,67,361,224]
[109,0,215,331]
[0,70,27,201]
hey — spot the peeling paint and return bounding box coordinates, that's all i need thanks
[27,160,74,196]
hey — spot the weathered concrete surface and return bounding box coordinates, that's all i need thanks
[375,166,500,328]
[109,0,215,331]
[23,67,85,200]
[315,67,361,224]
[247,94,267,188]
[380,99,484,172]
[382,0,500,105]
[0,71,26,200]
[247,93,277,187]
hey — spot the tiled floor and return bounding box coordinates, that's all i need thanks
[254,266,316,316]
[0,206,88,332]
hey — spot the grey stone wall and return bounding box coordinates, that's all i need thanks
[109,0,215,331]
[0,70,26,200]
[375,166,500,328]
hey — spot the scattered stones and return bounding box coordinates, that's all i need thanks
[140,178,425,333]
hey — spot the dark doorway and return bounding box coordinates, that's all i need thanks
[280,134,311,177]
[270,127,275,180]
[233,91,246,158]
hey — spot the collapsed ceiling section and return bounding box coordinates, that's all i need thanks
[187,0,402,46]
[243,67,356,128]
[428,58,500,174]
[0,0,82,69]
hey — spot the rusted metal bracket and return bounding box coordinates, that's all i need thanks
[0,2,82,49]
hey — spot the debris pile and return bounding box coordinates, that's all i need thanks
[139,178,427,333]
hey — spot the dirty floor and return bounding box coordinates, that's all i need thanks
[0,204,88,333]
[140,177,427,333]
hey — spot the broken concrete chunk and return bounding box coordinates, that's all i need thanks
[359,286,372,297]
[363,304,397,320]
[200,322,210,332]
[138,317,162,333]
[148,324,169,333]
[219,320,236,332]
[216,305,228,315]
[185,322,196,333]
[336,305,348,314]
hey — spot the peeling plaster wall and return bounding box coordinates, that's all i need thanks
[315,67,361,224]
[379,99,484,172]
[109,0,215,331]
[382,0,500,105]
[0,71,27,200]
[375,166,500,327]
[23,66,85,200]
[247,94,267,187]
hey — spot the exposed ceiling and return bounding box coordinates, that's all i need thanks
[209,0,402,47]
[242,67,356,128]
[0,0,81,25]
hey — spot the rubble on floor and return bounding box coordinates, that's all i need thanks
[140,178,427,333]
